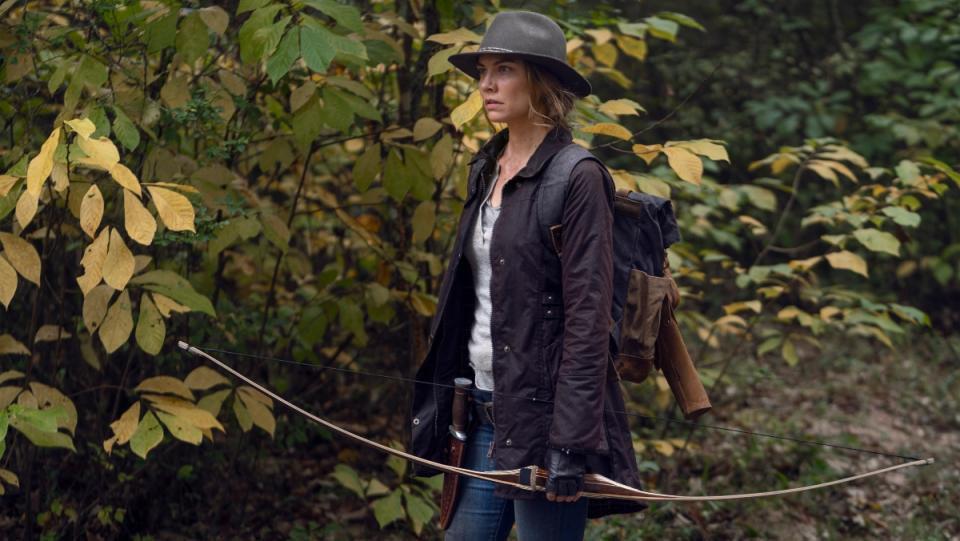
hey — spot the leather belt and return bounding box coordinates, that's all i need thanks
[472,398,495,426]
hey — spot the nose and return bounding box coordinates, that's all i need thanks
[479,70,495,92]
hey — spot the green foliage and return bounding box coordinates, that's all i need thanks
[0,0,953,538]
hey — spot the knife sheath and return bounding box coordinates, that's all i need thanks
[438,378,472,530]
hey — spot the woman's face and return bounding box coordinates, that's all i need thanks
[477,55,530,124]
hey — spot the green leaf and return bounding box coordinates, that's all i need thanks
[852,229,901,256]
[111,107,140,152]
[881,207,921,227]
[266,29,300,84]
[77,56,108,90]
[144,12,178,54]
[254,15,292,59]
[353,143,381,192]
[781,338,798,366]
[130,270,216,317]
[304,0,363,33]
[292,96,324,149]
[176,13,209,66]
[238,0,270,14]
[335,89,382,122]
[645,16,679,42]
[656,11,706,31]
[135,294,165,355]
[404,492,434,536]
[10,409,75,451]
[129,411,164,459]
[411,201,435,244]
[382,149,410,201]
[387,453,406,477]
[260,213,290,252]
[318,87,354,133]
[739,185,777,211]
[300,25,336,73]
[371,490,405,529]
[331,464,365,499]
[238,6,283,64]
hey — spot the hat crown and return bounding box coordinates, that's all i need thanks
[478,11,567,61]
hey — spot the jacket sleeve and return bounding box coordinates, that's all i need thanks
[548,159,615,453]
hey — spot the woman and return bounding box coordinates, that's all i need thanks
[410,11,643,540]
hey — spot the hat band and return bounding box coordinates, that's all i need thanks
[478,46,515,53]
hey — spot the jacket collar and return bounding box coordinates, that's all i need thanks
[468,126,573,180]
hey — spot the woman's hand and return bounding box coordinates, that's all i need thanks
[544,447,585,502]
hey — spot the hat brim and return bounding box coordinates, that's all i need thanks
[448,50,592,98]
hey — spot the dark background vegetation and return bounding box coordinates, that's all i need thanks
[0,0,957,539]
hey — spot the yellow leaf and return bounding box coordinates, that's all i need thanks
[669,139,729,162]
[450,90,483,130]
[34,325,71,343]
[150,401,225,432]
[152,293,190,317]
[651,440,675,456]
[806,162,838,186]
[51,163,69,192]
[634,174,671,198]
[65,118,96,139]
[237,386,272,407]
[123,189,156,245]
[0,387,22,409]
[15,191,38,229]
[662,146,703,184]
[135,293,165,355]
[811,159,858,183]
[788,255,823,272]
[0,370,24,385]
[598,98,644,117]
[0,233,41,286]
[413,118,443,142]
[585,28,613,45]
[425,28,482,44]
[104,402,140,453]
[592,42,618,67]
[581,122,633,141]
[632,143,663,165]
[238,389,275,437]
[26,127,61,197]
[615,34,647,61]
[0,335,29,355]
[102,229,135,290]
[723,300,762,315]
[825,250,868,277]
[99,289,133,354]
[77,228,110,296]
[148,186,196,232]
[143,182,199,194]
[0,255,16,309]
[77,136,120,171]
[129,411,163,458]
[83,284,113,335]
[80,184,104,238]
[135,376,195,400]
[161,72,190,108]
[29,382,78,434]
[0,469,18,489]
[819,306,841,320]
[155,411,203,445]
[197,389,232,417]
[109,163,142,196]
[0,175,18,197]
[184,366,230,391]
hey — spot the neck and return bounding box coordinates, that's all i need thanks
[502,119,552,163]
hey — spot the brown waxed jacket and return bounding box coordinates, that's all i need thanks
[410,126,644,517]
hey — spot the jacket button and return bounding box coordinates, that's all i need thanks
[505,438,512,446]
[546,295,553,302]
[546,309,553,316]
[503,345,510,353]
[412,417,420,425]
[498,257,505,265]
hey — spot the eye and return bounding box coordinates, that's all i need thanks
[499,65,511,72]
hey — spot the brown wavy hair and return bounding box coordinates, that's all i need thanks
[481,57,578,131]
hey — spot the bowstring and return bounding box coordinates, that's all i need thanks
[198,346,923,462]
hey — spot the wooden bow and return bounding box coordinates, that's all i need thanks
[178,341,933,503]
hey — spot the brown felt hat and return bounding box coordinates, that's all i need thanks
[448,11,592,98]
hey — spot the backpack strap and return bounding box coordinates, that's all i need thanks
[536,144,599,254]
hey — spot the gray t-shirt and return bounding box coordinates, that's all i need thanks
[465,163,502,391]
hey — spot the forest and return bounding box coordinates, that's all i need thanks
[0,0,957,539]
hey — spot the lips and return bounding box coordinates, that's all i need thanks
[485,100,502,106]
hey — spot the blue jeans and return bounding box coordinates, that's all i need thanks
[444,391,588,541]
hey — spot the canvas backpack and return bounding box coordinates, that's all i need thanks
[535,143,687,385]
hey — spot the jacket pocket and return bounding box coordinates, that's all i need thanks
[615,269,674,383]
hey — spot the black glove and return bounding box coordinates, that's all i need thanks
[544,447,585,502]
